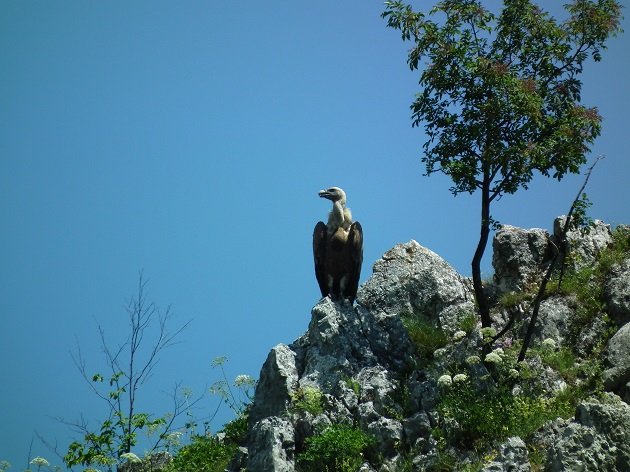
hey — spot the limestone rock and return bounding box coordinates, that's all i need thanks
[492,225,551,292]
[604,322,630,403]
[524,295,573,344]
[247,416,296,472]
[554,216,612,271]
[545,394,630,471]
[604,258,630,326]
[481,437,531,472]
[356,240,472,319]
[249,344,298,425]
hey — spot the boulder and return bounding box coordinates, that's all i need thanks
[604,258,630,326]
[356,240,472,319]
[603,322,630,403]
[545,394,630,471]
[481,437,531,472]
[492,225,551,292]
[247,416,296,472]
[554,217,612,271]
[249,344,299,425]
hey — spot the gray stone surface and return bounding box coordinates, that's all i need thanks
[545,394,630,472]
[492,225,551,292]
[604,258,630,326]
[356,240,472,319]
[249,344,298,425]
[247,416,296,472]
[604,322,630,403]
[527,295,573,344]
[481,437,531,472]
[554,216,612,271]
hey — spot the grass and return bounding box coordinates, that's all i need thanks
[296,424,375,472]
[290,386,325,416]
[437,379,577,451]
[402,314,449,364]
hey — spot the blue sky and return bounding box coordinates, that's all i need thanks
[1,1,628,469]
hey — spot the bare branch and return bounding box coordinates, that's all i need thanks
[518,155,604,362]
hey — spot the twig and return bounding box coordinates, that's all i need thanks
[518,156,603,362]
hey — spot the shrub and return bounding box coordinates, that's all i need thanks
[168,435,236,472]
[438,379,576,450]
[297,424,374,472]
[290,386,324,416]
[220,411,248,445]
[402,315,448,364]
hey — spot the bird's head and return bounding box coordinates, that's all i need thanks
[318,187,346,205]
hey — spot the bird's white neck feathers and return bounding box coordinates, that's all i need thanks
[327,200,353,233]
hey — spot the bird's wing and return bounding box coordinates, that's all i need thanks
[347,221,363,300]
[313,221,329,297]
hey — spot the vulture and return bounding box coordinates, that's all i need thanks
[313,187,363,302]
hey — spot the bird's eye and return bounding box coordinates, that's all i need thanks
[328,188,336,192]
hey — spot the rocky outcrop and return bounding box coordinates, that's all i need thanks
[604,258,630,326]
[543,394,630,471]
[554,216,613,270]
[243,220,629,472]
[481,437,531,472]
[493,225,551,292]
[356,240,473,319]
[604,322,630,403]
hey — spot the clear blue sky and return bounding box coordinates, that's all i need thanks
[1,1,628,469]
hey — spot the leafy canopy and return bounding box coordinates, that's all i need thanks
[383,0,622,200]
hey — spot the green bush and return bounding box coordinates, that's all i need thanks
[290,386,324,416]
[220,410,248,445]
[297,424,374,472]
[168,435,236,472]
[402,315,448,363]
[438,379,577,450]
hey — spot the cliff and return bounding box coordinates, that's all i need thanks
[239,217,630,471]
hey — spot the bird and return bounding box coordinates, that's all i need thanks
[313,186,363,302]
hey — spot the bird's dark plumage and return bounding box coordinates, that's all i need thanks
[313,187,363,302]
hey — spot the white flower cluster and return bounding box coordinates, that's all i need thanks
[484,348,505,365]
[120,453,141,463]
[234,374,256,387]
[437,374,453,388]
[542,338,557,349]
[452,330,467,342]
[453,373,468,384]
[30,458,50,467]
[466,355,481,365]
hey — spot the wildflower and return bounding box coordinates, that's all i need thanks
[453,373,468,384]
[437,374,453,388]
[480,327,497,339]
[120,453,141,463]
[234,374,255,387]
[452,330,467,342]
[212,356,227,367]
[485,352,503,364]
[433,347,447,358]
[492,347,504,357]
[30,458,49,467]
[165,431,183,447]
[542,338,557,349]
[466,355,481,365]
[508,368,520,379]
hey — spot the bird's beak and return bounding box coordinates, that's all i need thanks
[319,190,330,199]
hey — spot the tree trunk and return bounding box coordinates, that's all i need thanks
[472,182,492,328]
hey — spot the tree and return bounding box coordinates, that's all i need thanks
[63,273,195,470]
[382,0,622,328]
